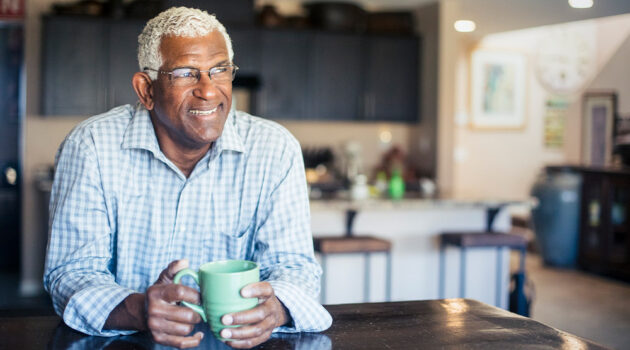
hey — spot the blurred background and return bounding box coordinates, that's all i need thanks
[0,0,629,348]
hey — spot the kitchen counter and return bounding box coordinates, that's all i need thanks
[309,197,532,309]
[310,197,530,211]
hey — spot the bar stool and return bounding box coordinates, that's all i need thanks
[438,231,527,307]
[314,235,392,303]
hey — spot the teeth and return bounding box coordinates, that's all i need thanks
[190,107,218,115]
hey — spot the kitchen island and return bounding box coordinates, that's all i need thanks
[310,197,528,309]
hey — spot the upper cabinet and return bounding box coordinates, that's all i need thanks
[41,17,420,122]
[305,32,363,121]
[257,30,309,120]
[42,17,108,115]
[364,36,419,122]
[108,20,145,108]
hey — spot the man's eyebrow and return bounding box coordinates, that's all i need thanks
[215,60,231,66]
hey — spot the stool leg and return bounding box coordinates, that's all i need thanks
[364,252,370,302]
[321,255,327,304]
[439,242,445,298]
[459,247,467,298]
[496,247,503,307]
[386,251,392,302]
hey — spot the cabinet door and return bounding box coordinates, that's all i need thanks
[364,36,419,122]
[257,30,308,120]
[305,33,363,121]
[42,17,107,115]
[108,20,145,109]
[229,28,261,75]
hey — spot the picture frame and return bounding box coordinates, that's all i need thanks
[582,91,617,167]
[470,50,527,130]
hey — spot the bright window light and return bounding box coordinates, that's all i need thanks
[568,0,593,9]
[454,20,476,33]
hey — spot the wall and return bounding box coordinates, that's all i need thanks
[449,15,630,200]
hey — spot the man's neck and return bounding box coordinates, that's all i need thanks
[156,136,211,178]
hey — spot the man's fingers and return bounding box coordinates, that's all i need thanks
[148,302,202,325]
[156,259,189,284]
[226,332,271,349]
[151,331,203,349]
[147,316,198,337]
[161,284,200,304]
[240,281,273,299]
[220,315,274,340]
[222,303,268,327]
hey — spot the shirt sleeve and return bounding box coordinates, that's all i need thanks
[253,136,332,333]
[43,136,136,337]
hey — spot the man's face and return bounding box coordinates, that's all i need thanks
[150,31,232,151]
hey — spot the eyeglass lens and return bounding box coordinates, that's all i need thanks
[169,66,236,86]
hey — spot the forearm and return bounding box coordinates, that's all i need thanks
[104,293,147,331]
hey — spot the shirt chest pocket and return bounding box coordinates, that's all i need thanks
[202,197,256,260]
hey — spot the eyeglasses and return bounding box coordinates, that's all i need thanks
[144,64,239,87]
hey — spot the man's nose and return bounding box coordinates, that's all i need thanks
[193,74,222,99]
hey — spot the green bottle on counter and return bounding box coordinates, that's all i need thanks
[388,169,405,200]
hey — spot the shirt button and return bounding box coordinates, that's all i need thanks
[180,226,187,233]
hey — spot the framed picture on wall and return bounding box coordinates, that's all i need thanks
[470,50,527,130]
[582,91,617,167]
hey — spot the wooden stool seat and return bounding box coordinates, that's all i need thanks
[314,235,392,303]
[440,231,527,248]
[313,236,392,254]
[438,231,527,311]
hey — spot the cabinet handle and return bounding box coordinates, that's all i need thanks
[4,167,17,186]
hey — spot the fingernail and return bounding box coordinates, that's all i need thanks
[222,314,233,325]
[241,289,251,298]
[221,329,232,339]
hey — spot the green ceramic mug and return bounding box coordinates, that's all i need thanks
[173,260,260,340]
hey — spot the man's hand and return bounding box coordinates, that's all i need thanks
[219,282,289,349]
[145,259,204,348]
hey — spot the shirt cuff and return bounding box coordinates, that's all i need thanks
[63,284,138,337]
[268,280,332,333]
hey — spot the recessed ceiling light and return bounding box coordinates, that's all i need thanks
[568,0,593,9]
[454,20,476,33]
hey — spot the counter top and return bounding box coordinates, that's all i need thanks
[309,197,533,211]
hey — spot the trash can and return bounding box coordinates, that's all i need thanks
[530,167,582,267]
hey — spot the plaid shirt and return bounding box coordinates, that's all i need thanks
[44,104,331,336]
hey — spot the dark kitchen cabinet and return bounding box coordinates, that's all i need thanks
[108,20,145,108]
[364,36,419,122]
[228,28,261,75]
[305,32,363,121]
[41,17,420,122]
[42,17,108,115]
[257,30,309,120]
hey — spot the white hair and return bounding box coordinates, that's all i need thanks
[138,7,234,80]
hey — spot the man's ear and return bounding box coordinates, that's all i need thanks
[132,72,155,110]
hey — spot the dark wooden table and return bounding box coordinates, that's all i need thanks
[0,299,608,349]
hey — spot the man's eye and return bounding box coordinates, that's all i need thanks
[211,67,228,74]
[173,69,197,78]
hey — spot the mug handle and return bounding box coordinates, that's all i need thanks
[173,268,207,322]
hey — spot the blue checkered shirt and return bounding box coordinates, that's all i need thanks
[43,104,332,336]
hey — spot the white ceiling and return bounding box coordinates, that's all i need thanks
[454,0,630,35]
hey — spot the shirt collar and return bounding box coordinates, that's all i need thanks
[214,103,246,154]
[121,104,161,155]
[121,103,245,155]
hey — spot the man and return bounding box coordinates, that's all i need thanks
[44,7,331,349]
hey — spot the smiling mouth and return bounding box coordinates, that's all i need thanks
[189,106,219,116]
